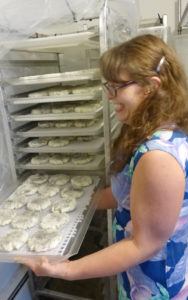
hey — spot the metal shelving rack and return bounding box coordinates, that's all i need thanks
[0,1,120,299]
[178,0,188,33]
[138,14,168,42]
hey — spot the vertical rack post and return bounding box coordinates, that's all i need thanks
[99,2,117,299]
[0,85,17,183]
[162,14,168,43]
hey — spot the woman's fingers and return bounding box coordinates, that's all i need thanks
[16,256,70,279]
[16,256,51,276]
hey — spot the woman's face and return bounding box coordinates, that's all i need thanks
[105,74,147,125]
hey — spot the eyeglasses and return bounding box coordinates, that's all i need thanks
[103,81,136,97]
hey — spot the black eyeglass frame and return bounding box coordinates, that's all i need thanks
[103,81,137,97]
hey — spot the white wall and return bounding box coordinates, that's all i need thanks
[138,0,187,33]
[138,0,188,79]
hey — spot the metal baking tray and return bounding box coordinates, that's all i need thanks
[15,137,104,153]
[5,68,100,86]
[16,154,104,171]
[7,91,102,105]
[14,113,116,138]
[11,106,103,122]
[0,175,101,262]
[3,31,98,52]
[15,120,104,137]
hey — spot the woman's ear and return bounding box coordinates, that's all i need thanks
[144,76,161,96]
[150,76,161,88]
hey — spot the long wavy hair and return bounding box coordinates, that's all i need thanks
[100,34,188,174]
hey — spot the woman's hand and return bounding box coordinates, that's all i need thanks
[96,187,117,210]
[17,256,70,279]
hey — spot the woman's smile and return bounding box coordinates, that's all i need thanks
[108,77,147,125]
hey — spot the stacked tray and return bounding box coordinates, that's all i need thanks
[3,31,99,53]
[15,120,104,137]
[5,68,100,86]
[16,154,104,171]
[15,112,116,138]
[15,137,104,153]
[11,106,103,122]
[7,70,107,174]
[7,90,101,105]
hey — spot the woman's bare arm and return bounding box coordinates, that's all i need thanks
[96,186,117,210]
[19,150,185,280]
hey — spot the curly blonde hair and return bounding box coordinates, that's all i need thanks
[100,34,188,174]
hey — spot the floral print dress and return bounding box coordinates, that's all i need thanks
[111,130,188,300]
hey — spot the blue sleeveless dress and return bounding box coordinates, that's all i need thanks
[111,130,188,300]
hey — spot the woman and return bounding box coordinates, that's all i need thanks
[20,34,188,299]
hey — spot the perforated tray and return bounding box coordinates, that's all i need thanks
[7,91,101,105]
[5,68,100,86]
[0,175,101,262]
[15,113,115,138]
[11,106,103,122]
[15,120,104,137]
[15,137,104,153]
[16,154,104,171]
[3,31,98,52]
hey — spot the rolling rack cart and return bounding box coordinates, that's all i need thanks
[0,1,123,299]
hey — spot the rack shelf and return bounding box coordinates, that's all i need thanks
[16,154,104,171]
[11,106,103,122]
[7,90,101,105]
[15,137,104,153]
[5,68,100,86]
[2,31,99,53]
